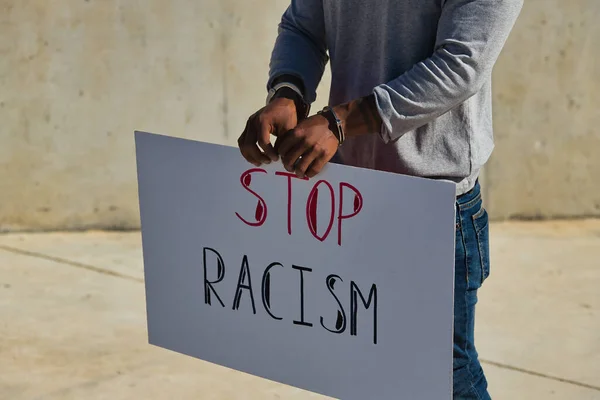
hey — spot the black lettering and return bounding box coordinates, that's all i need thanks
[261,262,284,320]
[203,247,225,307]
[320,274,347,334]
[292,265,313,327]
[350,281,378,345]
[232,255,257,314]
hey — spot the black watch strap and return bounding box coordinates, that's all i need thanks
[317,106,345,145]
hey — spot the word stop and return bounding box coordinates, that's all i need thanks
[235,169,364,246]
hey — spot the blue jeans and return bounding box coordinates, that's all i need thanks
[453,181,491,399]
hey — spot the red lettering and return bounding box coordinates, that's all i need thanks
[337,182,363,246]
[275,172,308,235]
[235,169,364,245]
[306,180,335,242]
[235,168,268,227]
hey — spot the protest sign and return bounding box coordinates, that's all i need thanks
[135,131,456,399]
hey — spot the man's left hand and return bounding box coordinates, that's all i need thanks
[274,114,339,179]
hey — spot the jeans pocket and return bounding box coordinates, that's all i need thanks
[471,207,490,285]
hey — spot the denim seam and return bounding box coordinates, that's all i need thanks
[456,192,486,399]
[457,192,482,211]
[469,379,484,400]
[458,202,478,289]
[459,226,481,400]
[472,211,489,283]
[457,205,469,287]
[463,286,483,400]
[471,206,485,224]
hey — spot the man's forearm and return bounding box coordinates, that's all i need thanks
[373,0,523,143]
[268,0,329,104]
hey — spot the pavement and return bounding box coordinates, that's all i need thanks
[0,220,599,400]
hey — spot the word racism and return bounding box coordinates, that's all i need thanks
[202,169,378,345]
[203,248,378,345]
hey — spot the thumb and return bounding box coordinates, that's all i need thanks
[274,114,298,137]
[257,120,279,162]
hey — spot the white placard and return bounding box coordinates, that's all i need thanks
[135,131,456,399]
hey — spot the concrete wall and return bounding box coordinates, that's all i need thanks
[0,0,598,231]
[487,0,600,219]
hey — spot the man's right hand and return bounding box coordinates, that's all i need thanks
[238,98,298,166]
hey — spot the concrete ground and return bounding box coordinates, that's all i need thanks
[1,220,599,400]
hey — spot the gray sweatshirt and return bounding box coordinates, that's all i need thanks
[268,0,523,195]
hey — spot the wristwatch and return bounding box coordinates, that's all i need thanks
[317,106,345,146]
[266,82,310,120]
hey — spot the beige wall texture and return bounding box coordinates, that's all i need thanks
[0,0,598,231]
[488,0,600,219]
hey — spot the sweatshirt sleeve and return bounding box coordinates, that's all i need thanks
[268,0,329,104]
[373,0,523,143]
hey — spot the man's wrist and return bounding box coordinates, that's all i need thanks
[316,106,344,145]
[333,94,382,138]
[268,75,310,120]
[271,86,310,121]
[272,86,302,104]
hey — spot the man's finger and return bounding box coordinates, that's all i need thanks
[238,120,259,166]
[243,141,271,166]
[283,141,311,173]
[305,154,330,179]
[275,129,301,160]
[257,119,279,162]
[238,124,257,165]
[240,118,269,166]
[245,113,273,165]
[273,128,289,154]
[294,149,319,179]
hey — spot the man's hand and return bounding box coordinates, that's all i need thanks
[275,114,339,179]
[238,98,297,166]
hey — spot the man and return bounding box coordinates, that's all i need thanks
[238,0,522,398]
